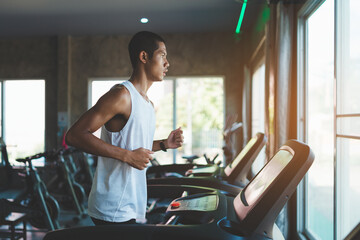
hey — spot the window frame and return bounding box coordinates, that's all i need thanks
[297,0,360,238]
[334,0,360,238]
[0,78,46,165]
[297,0,331,239]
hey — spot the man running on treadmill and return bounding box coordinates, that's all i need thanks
[65,31,184,225]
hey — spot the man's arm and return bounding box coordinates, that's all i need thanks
[65,86,153,170]
[152,127,184,152]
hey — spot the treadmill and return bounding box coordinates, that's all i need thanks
[147,133,267,196]
[147,132,266,180]
[43,139,314,240]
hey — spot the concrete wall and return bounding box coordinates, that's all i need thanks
[0,32,245,151]
[0,37,58,150]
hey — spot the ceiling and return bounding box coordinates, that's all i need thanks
[0,0,266,37]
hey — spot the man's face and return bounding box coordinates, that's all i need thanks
[145,41,170,82]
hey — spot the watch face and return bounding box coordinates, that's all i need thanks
[160,141,167,152]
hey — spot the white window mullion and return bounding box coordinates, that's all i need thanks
[334,0,340,238]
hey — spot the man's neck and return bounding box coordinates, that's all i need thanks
[129,71,153,97]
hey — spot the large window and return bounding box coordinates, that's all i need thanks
[89,77,224,164]
[1,80,45,165]
[335,0,360,237]
[298,0,360,239]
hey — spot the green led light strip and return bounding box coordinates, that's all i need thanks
[235,0,248,34]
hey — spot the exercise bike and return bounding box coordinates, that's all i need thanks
[45,149,87,219]
[223,113,243,166]
[15,152,61,230]
[62,148,94,196]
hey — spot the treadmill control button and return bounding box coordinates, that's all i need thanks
[171,202,181,209]
[185,169,193,176]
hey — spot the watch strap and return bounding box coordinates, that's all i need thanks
[160,141,167,152]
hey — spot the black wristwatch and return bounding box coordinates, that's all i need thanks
[160,141,167,152]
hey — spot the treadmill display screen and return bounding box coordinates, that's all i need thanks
[228,136,258,169]
[191,165,218,175]
[167,195,219,212]
[243,149,293,206]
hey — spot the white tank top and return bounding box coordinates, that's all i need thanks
[87,80,156,222]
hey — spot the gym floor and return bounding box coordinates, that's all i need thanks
[0,209,93,240]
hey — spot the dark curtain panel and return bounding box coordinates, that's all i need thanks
[265,1,296,238]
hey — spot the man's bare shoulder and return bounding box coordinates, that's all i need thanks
[94,84,131,111]
[110,83,126,91]
[104,84,130,101]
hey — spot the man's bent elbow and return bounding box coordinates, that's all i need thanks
[64,130,74,147]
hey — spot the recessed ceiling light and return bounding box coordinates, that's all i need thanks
[140,18,149,24]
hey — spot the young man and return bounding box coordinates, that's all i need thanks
[65,31,183,225]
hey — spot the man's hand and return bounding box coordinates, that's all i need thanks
[165,127,184,149]
[125,148,154,170]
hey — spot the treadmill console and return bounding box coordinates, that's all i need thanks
[164,193,220,225]
[185,165,220,177]
[166,193,219,212]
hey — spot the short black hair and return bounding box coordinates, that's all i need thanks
[128,31,165,69]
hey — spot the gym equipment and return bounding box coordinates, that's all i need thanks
[181,153,219,165]
[147,132,265,180]
[148,153,219,179]
[62,148,94,196]
[147,115,242,179]
[223,114,243,165]
[0,138,26,201]
[15,152,61,230]
[43,139,314,240]
[146,161,206,179]
[0,138,60,231]
[148,133,266,196]
[45,149,87,218]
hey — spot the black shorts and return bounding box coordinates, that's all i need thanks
[91,217,136,226]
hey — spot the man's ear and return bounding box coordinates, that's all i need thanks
[139,51,147,64]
